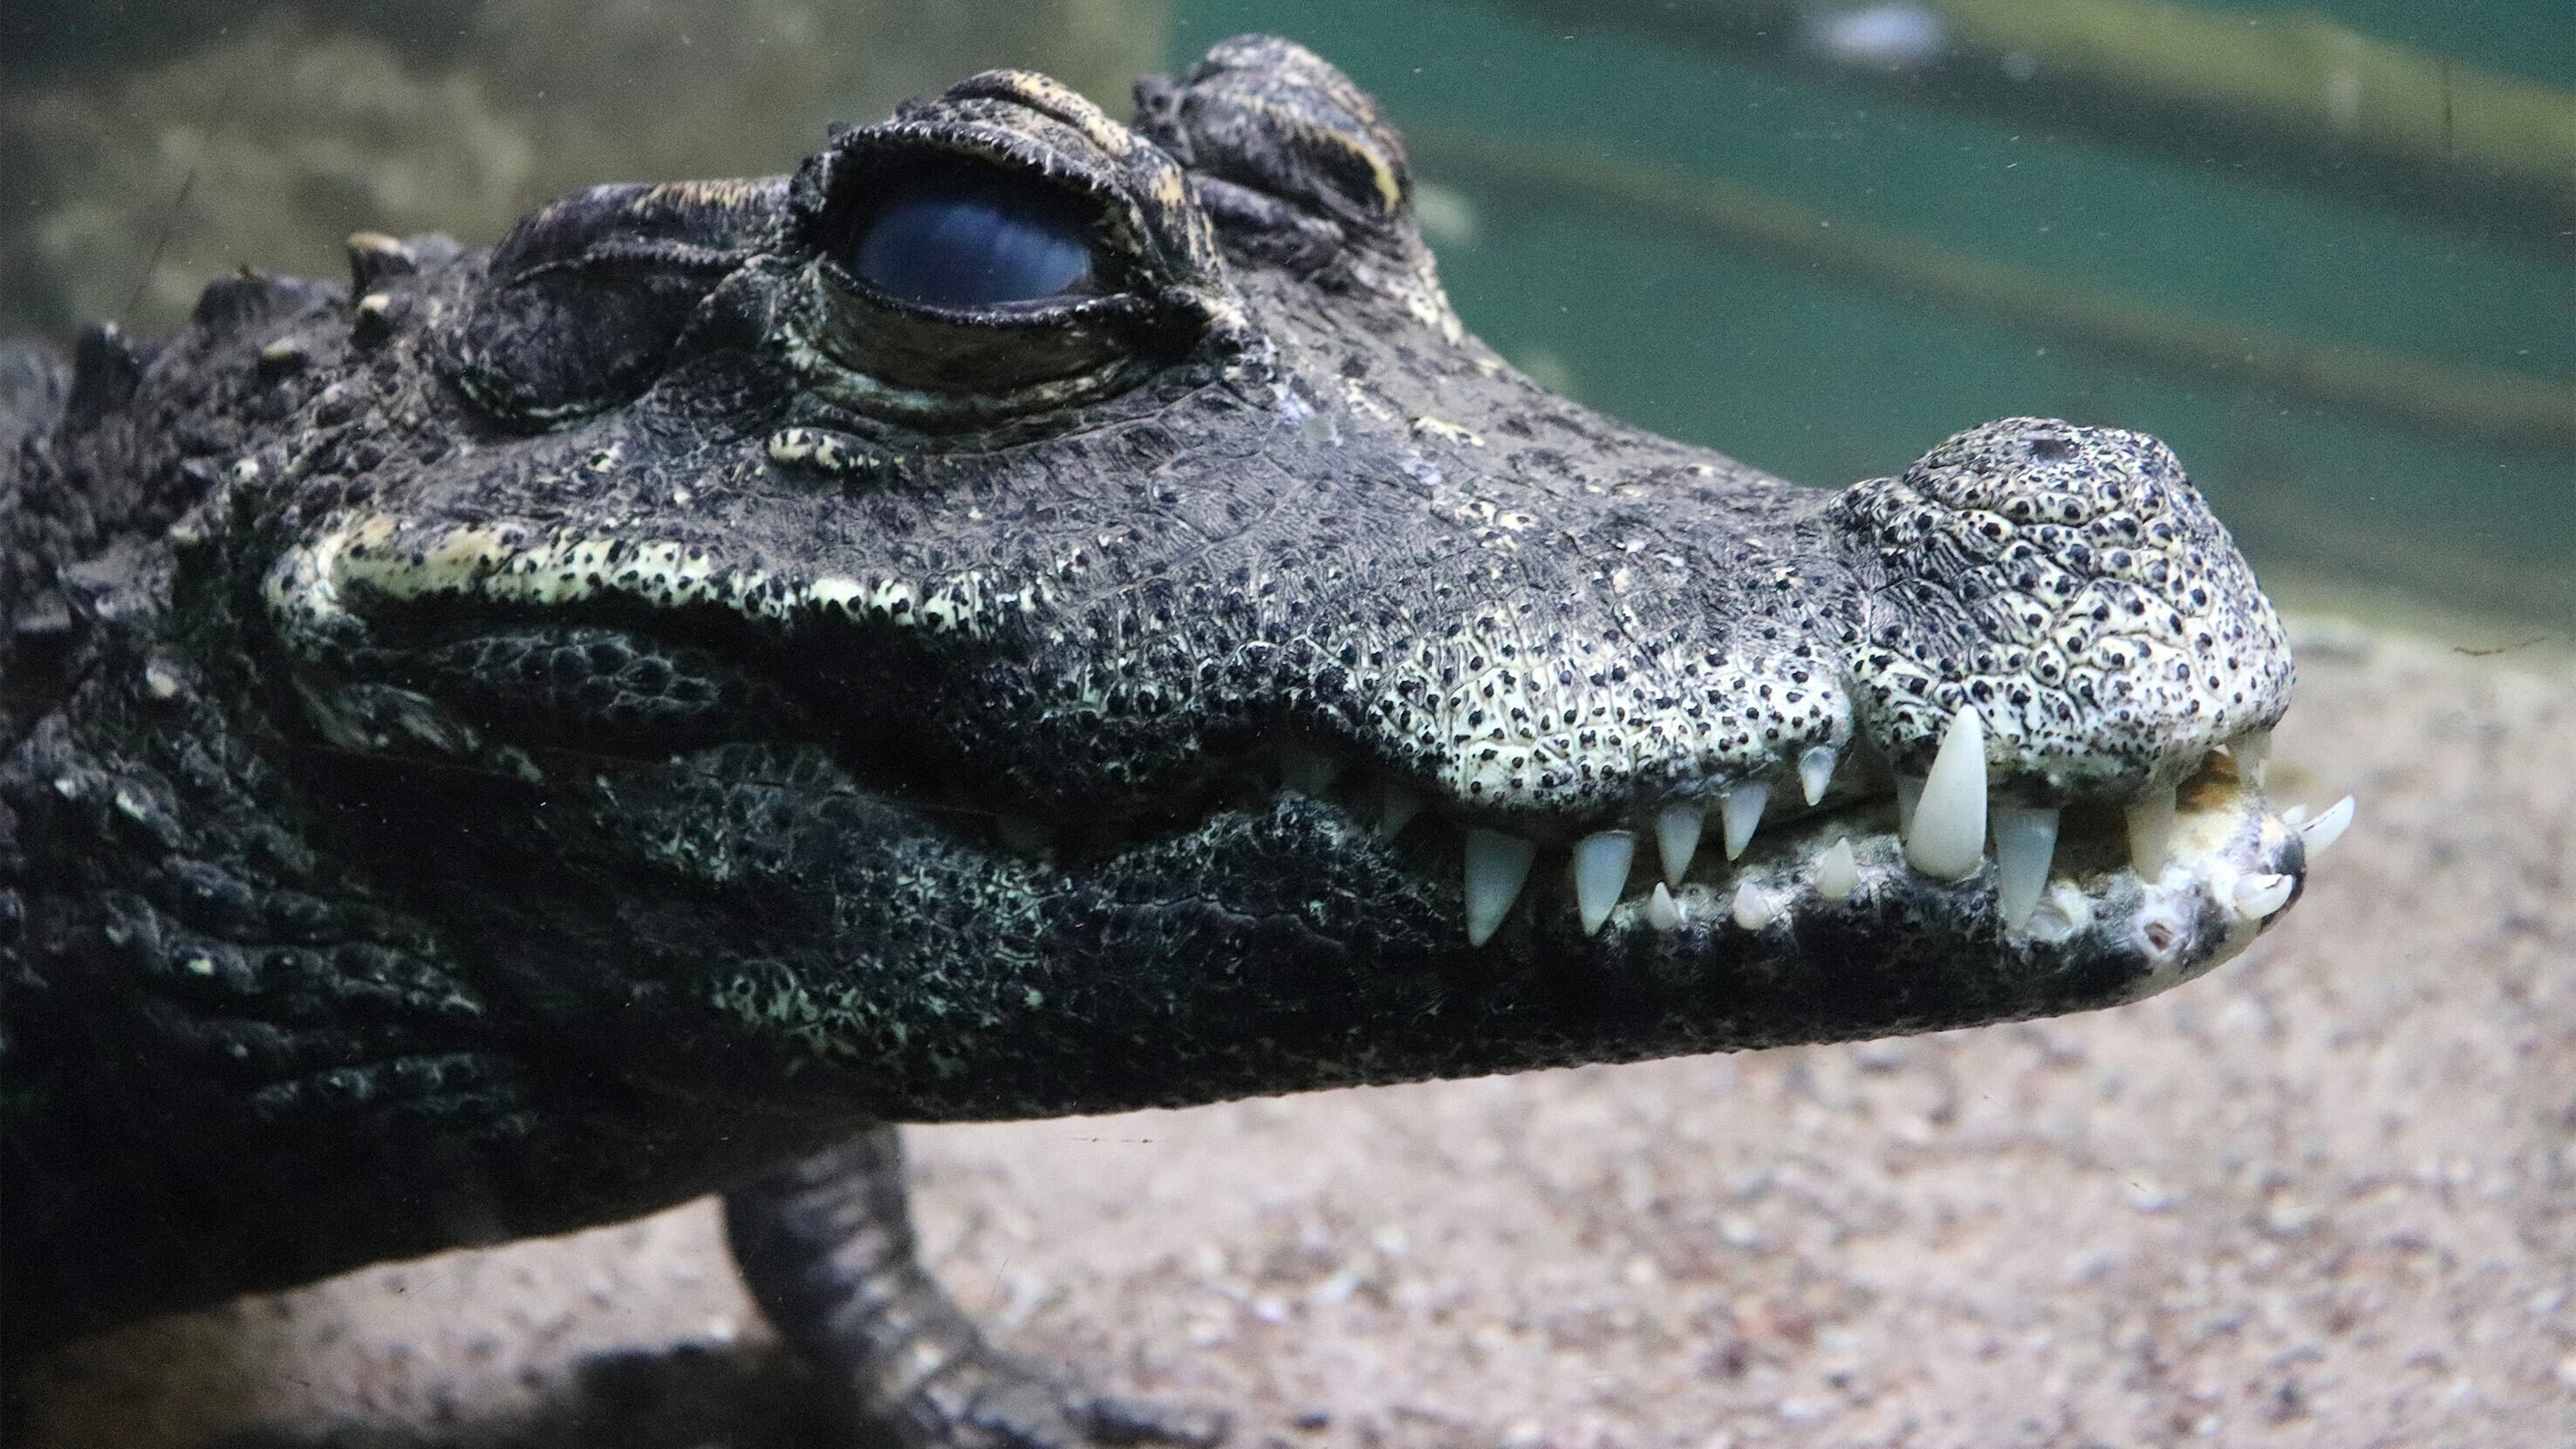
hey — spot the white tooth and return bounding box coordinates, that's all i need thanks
[1895,774,1923,837]
[2233,727,2272,785]
[2281,803,2310,826]
[1814,837,1860,899]
[1732,879,1777,930]
[1645,881,1684,931]
[2126,786,2176,877]
[2300,795,2354,856]
[1281,742,1341,796]
[1574,830,1636,936]
[1904,707,1988,881]
[2232,871,2294,919]
[1377,783,1423,839]
[1656,803,1705,886]
[1991,803,2060,932]
[2026,882,2095,944]
[1721,782,1769,861]
[1798,744,1837,806]
[1462,829,1537,947]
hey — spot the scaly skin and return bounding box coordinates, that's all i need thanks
[1,36,2305,1442]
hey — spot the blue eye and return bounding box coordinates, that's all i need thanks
[850,175,1097,309]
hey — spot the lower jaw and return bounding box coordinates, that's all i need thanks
[462,690,2306,1008]
[993,772,2305,1094]
[591,742,2314,1112]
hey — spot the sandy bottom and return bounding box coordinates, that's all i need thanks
[20,625,2576,1449]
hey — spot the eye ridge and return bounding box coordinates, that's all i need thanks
[844,166,1104,311]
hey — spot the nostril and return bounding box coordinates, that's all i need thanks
[2027,435,2074,461]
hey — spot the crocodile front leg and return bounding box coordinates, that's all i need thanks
[722,1127,1227,1448]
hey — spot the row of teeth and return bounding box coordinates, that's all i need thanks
[1422,739,1835,947]
[1443,711,2352,947]
[988,714,2350,948]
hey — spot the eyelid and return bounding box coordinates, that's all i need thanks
[779,99,1248,422]
[803,135,1145,297]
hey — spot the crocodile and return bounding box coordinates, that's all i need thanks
[0,35,2327,1446]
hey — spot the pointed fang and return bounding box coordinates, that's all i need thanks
[2300,796,2354,857]
[1798,745,1836,806]
[1657,803,1705,886]
[1732,879,1777,931]
[2127,786,2176,878]
[1814,837,1860,899]
[1463,830,1538,947]
[1574,830,1636,936]
[2027,881,2094,944]
[1645,881,1684,930]
[1992,804,2060,932]
[1721,782,1769,861]
[2232,871,2294,919]
[1904,707,1987,881]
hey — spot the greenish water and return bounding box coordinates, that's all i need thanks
[1176,0,2576,631]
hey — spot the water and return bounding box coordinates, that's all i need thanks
[1178,0,2575,630]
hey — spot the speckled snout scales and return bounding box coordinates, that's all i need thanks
[4,38,2348,1435]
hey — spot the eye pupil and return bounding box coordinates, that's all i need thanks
[850,174,1095,308]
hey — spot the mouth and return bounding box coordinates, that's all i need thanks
[286,582,2336,1005]
[267,488,2331,1028]
[991,718,2327,990]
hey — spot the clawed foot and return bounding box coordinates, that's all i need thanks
[867,1344,1225,1449]
[724,1130,1226,1449]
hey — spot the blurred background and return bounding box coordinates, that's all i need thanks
[4,0,2568,630]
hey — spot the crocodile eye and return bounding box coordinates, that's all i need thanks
[849,175,1097,309]
[788,86,1242,426]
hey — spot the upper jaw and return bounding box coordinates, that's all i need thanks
[261,496,2300,968]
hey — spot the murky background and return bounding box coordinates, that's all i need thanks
[4,0,2567,626]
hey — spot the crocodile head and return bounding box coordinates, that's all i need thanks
[240,37,2303,1119]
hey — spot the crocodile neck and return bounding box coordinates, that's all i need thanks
[0,380,864,1349]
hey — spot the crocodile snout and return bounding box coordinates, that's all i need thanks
[1833,417,2294,799]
